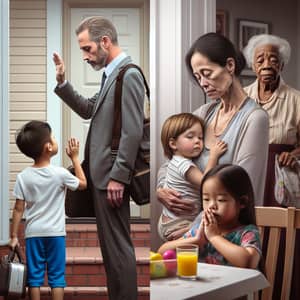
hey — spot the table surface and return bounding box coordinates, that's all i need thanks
[150,262,269,300]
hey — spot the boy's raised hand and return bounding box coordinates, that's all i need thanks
[66,138,80,161]
[66,138,87,190]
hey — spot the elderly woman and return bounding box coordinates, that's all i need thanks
[243,34,300,300]
[243,34,300,206]
[156,33,269,241]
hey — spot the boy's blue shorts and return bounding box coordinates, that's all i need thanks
[25,236,66,288]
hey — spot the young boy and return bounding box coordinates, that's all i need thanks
[8,120,87,300]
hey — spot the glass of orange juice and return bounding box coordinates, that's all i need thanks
[176,245,198,279]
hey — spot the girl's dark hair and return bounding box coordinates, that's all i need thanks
[185,32,246,83]
[15,120,52,160]
[200,164,256,225]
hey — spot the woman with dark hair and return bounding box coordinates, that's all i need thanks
[157,33,269,234]
[158,164,261,269]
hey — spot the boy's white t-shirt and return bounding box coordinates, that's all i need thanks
[13,165,79,238]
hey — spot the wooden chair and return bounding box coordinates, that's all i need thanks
[255,206,296,300]
[295,208,300,230]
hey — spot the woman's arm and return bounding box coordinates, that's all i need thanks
[281,95,300,166]
[278,146,300,167]
[157,161,195,216]
[234,108,269,205]
[157,188,196,216]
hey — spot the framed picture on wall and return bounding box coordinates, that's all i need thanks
[238,19,270,51]
[238,19,270,76]
[216,10,228,37]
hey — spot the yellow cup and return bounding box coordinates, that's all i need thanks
[176,245,198,279]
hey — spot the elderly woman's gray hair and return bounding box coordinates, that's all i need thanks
[243,34,291,68]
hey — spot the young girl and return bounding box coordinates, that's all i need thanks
[158,113,227,241]
[158,164,261,269]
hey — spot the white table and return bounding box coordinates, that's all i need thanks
[150,262,269,300]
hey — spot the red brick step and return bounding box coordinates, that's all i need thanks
[2,222,150,300]
[66,223,150,248]
[65,246,149,287]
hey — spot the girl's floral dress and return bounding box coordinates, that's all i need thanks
[184,218,261,266]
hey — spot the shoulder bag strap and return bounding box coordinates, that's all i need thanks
[111,64,149,153]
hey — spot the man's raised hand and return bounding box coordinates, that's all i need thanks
[53,52,65,85]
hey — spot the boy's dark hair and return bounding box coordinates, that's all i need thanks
[200,164,256,225]
[15,121,52,160]
[161,113,204,160]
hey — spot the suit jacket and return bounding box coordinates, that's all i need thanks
[55,56,145,190]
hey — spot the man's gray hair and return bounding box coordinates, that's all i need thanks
[75,16,118,45]
[243,34,291,68]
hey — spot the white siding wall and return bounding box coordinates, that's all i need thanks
[9,0,47,212]
[0,0,10,245]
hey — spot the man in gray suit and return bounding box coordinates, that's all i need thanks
[53,16,145,300]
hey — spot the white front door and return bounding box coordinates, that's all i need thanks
[69,8,144,217]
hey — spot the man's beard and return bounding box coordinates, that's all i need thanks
[91,63,103,71]
[87,45,108,71]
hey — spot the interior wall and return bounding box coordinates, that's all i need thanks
[217,0,299,89]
